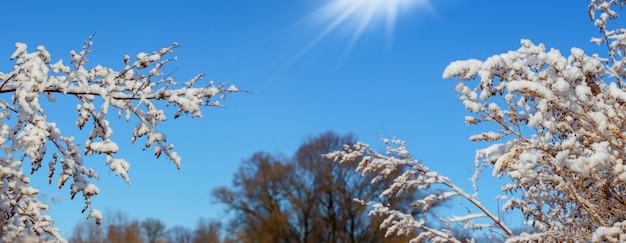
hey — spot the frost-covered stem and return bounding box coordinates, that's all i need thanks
[439,176,513,236]
[542,151,607,225]
[600,26,617,63]
[592,1,626,87]
[566,183,606,226]
[490,113,529,144]
[421,226,461,243]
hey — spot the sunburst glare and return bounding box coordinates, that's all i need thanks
[294,0,431,63]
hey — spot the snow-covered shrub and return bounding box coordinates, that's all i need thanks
[327,0,626,241]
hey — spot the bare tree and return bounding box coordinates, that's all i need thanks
[213,152,295,243]
[214,131,416,243]
[68,219,105,243]
[193,219,222,243]
[167,226,193,243]
[106,211,143,243]
[142,218,167,243]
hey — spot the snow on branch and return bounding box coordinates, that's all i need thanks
[442,1,626,237]
[326,138,512,242]
[329,1,626,241]
[0,36,240,241]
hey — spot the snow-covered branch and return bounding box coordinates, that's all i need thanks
[0,37,240,241]
[329,0,626,241]
[326,138,512,242]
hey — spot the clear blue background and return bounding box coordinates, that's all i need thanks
[0,0,603,238]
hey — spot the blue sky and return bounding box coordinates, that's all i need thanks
[0,0,603,238]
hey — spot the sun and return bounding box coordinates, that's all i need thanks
[294,0,431,62]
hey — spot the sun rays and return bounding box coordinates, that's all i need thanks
[293,0,432,63]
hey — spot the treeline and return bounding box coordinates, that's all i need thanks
[69,211,223,243]
[68,131,434,242]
